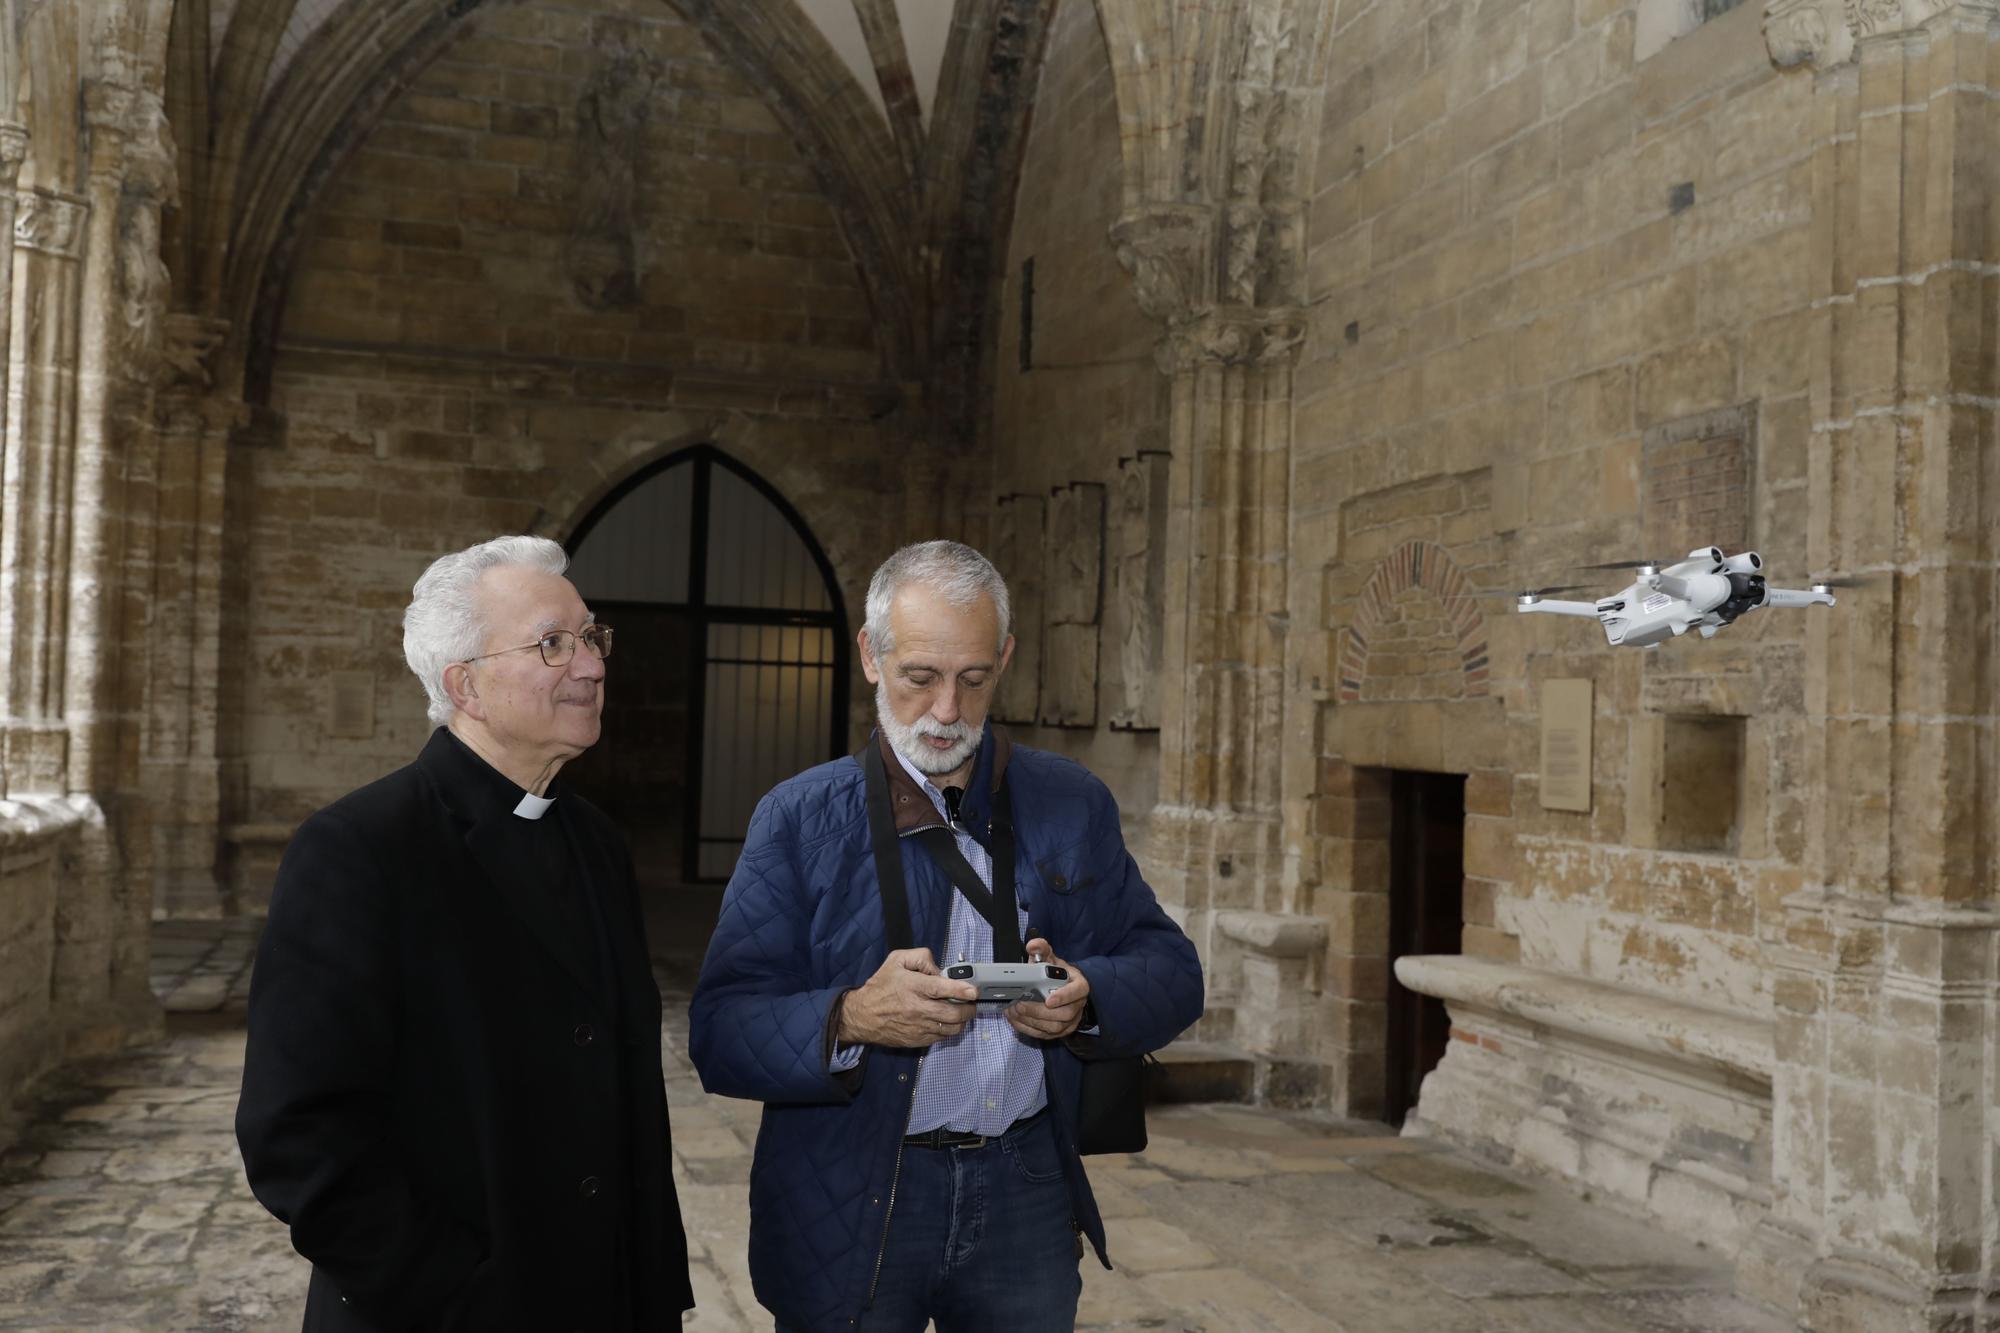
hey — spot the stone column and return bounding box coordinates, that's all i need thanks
[141,322,243,919]
[2,186,89,796]
[1115,202,1308,1046]
[0,121,28,441]
[1746,3,2000,1328]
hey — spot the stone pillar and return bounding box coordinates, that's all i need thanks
[141,326,242,919]
[2,186,88,796]
[1114,203,1308,1042]
[1746,3,2000,1327]
[0,121,27,437]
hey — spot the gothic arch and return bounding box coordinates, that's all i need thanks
[1337,541,1489,703]
[201,0,916,402]
[524,413,867,626]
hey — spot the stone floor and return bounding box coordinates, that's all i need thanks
[0,918,1795,1331]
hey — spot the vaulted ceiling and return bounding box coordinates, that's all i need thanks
[166,0,1057,440]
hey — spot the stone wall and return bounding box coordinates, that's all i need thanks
[985,0,1168,824]
[1292,0,1815,1212]
[235,0,912,837]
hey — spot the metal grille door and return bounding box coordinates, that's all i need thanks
[566,447,848,883]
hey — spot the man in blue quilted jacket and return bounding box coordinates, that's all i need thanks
[690,540,1204,1332]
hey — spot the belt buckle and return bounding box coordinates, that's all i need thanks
[953,1133,988,1150]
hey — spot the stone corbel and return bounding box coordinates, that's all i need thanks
[1766,0,1997,68]
[1110,204,1213,325]
[157,314,231,396]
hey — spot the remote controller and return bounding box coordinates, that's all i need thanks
[943,961,1069,1004]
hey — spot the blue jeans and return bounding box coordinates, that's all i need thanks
[785,1112,1083,1332]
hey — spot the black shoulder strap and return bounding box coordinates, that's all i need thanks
[860,741,914,952]
[910,774,1022,963]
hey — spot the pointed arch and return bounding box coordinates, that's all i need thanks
[1338,541,1490,703]
[208,0,918,403]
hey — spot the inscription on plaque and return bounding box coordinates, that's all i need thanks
[1540,678,1593,812]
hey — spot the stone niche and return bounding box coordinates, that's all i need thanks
[1108,451,1168,731]
[991,493,1045,725]
[1037,481,1104,728]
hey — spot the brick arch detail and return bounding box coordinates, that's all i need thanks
[1337,541,1489,703]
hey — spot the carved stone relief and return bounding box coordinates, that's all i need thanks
[113,90,177,376]
[14,190,88,258]
[1038,481,1105,728]
[567,19,661,310]
[1109,204,1211,325]
[1155,306,1306,376]
[991,493,1045,725]
[1221,0,1308,309]
[1763,0,1964,67]
[1109,451,1169,731]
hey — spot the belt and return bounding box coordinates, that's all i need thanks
[903,1107,1045,1150]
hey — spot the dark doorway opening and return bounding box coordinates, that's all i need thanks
[559,446,849,912]
[1384,769,1466,1127]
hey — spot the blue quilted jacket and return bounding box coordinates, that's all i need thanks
[688,727,1204,1330]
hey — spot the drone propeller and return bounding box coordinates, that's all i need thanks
[1807,572,1890,593]
[1476,584,1594,601]
[1577,558,1669,574]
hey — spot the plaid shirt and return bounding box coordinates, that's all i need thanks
[830,745,1047,1136]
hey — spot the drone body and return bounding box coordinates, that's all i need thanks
[1517,547,1836,647]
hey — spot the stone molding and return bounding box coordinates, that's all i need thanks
[1765,0,1998,69]
[1336,540,1489,703]
[14,189,89,258]
[0,794,93,849]
[1395,953,1774,1084]
[1154,305,1306,375]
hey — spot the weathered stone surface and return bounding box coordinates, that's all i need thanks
[0,920,1787,1330]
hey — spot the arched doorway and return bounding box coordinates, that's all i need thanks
[561,445,849,889]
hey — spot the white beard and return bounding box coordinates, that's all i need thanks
[876,681,981,776]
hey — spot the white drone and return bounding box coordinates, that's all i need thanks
[1513,547,1846,647]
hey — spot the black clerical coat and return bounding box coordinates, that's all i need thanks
[236,728,694,1332]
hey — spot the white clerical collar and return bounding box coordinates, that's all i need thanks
[512,791,555,820]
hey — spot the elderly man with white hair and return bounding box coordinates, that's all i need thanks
[690,539,1204,1333]
[236,535,694,1332]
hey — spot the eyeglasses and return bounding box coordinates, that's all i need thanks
[462,624,614,668]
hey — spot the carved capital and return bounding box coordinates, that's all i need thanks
[1767,0,1998,68]
[1154,306,1305,375]
[1111,204,1213,325]
[0,124,29,186]
[14,190,90,258]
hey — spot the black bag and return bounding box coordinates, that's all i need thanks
[860,736,1150,1156]
[1075,1053,1152,1156]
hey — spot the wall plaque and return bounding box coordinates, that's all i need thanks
[328,671,377,740]
[1539,677,1593,812]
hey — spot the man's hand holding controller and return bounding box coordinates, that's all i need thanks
[835,948,980,1048]
[1005,937,1091,1041]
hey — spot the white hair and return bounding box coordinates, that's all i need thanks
[864,540,1011,658]
[403,535,569,725]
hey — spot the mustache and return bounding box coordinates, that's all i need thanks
[909,716,976,740]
